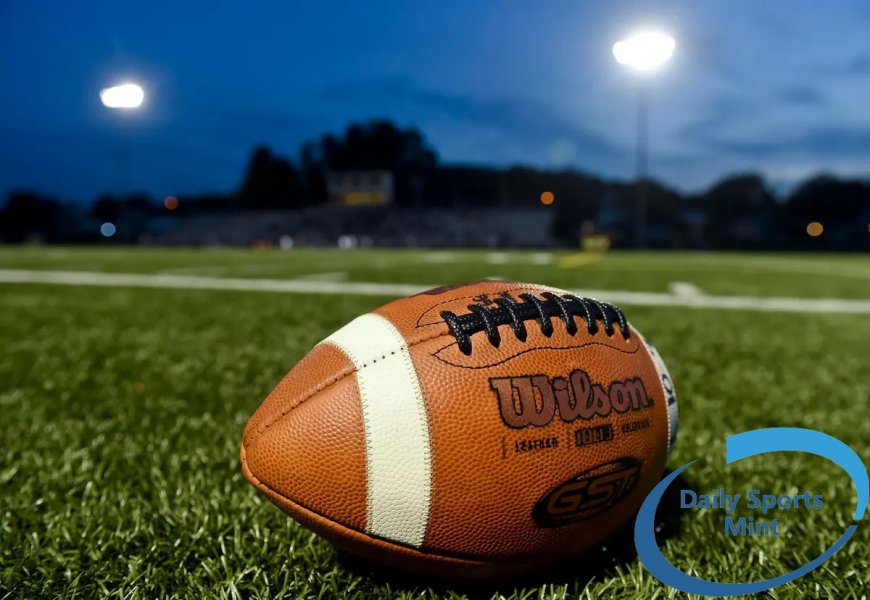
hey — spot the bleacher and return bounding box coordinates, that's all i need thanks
[151,206,555,248]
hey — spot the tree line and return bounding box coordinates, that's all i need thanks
[1,119,868,250]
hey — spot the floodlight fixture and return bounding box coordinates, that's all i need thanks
[612,31,675,72]
[100,83,144,109]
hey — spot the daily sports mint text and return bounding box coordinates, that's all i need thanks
[635,428,868,596]
[680,489,824,536]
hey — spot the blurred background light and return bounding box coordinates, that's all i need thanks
[99,83,144,109]
[338,234,358,249]
[612,31,676,72]
[539,191,555,205]
[163,195,179,210]
[806,221,824,237]
[100,222,117,237]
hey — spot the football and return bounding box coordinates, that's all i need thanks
[240,280,679,578]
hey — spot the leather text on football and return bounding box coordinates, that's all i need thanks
[533,458,642,526]
[490,369,652,429]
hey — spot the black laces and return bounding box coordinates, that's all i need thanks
[440,292,630,355]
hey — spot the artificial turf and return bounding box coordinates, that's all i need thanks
[0,247,868,599]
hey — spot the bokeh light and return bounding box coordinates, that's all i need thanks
[540,191,555,205]
[100,222,116,237]
[99,83,144,109]
[806,221,823,237]
[164,195,179,210]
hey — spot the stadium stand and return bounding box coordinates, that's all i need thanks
[151,206,555,248]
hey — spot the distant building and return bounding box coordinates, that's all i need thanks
[326,171,394,206]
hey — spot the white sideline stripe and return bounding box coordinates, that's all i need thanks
[295,271,348,282]
[323,314,432,547]
[2,269,870,314]
[0,269,427,297]
[668,281,703,297]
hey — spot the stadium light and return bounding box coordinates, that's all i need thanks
[100,81,146,195]
[612,30,675,248]
[99,83,144,109]
[612,32,675,72]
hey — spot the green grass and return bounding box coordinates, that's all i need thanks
[1,247,868,599]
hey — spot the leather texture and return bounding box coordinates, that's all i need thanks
[241,280,673,577]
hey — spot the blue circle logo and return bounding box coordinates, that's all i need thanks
[634,428,868,596]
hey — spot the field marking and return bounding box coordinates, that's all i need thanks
[157,263,290,276]
[668,281,704,297]
[0,269,428,297]
[2,269,870,315]
[295,271,347,282]
[486,252,510,264]
[529,252,554,265]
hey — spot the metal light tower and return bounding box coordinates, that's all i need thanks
[100,82,145,195]
[612,31,675,248]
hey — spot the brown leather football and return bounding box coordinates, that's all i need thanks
[241,281,678,578]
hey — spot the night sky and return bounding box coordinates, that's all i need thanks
[2,0,870,202]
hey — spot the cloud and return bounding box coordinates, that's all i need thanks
[776,85,825,106]
[676,96,755,143]
[848,54,870,74]
[679,86,826,150]
[319,77,622,161]
[690,126,870,159]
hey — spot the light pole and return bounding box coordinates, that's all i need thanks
[612,31,675,248]
[100,82,144,196]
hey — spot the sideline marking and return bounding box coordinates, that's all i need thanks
[1,269,870,314]
[296,271,347,282]
[668,281,704,297]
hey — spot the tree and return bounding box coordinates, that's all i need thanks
[239,146,302,209]
[700,173,775,222]
[785,175,868,222]
[299,120,438,206]
[783,175,870,250]
[90,195,122,222]
[0,192,62,242]
[692,173,778,248]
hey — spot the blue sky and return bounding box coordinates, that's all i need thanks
[2,0,870,201]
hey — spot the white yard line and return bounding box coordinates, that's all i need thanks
[668,281,704,297]
[295,271,348,282]
[157,264,284,276]
[529,252,554,265]
[0,269,428,297]
[1,269,870,314]
[485,252,510,264]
